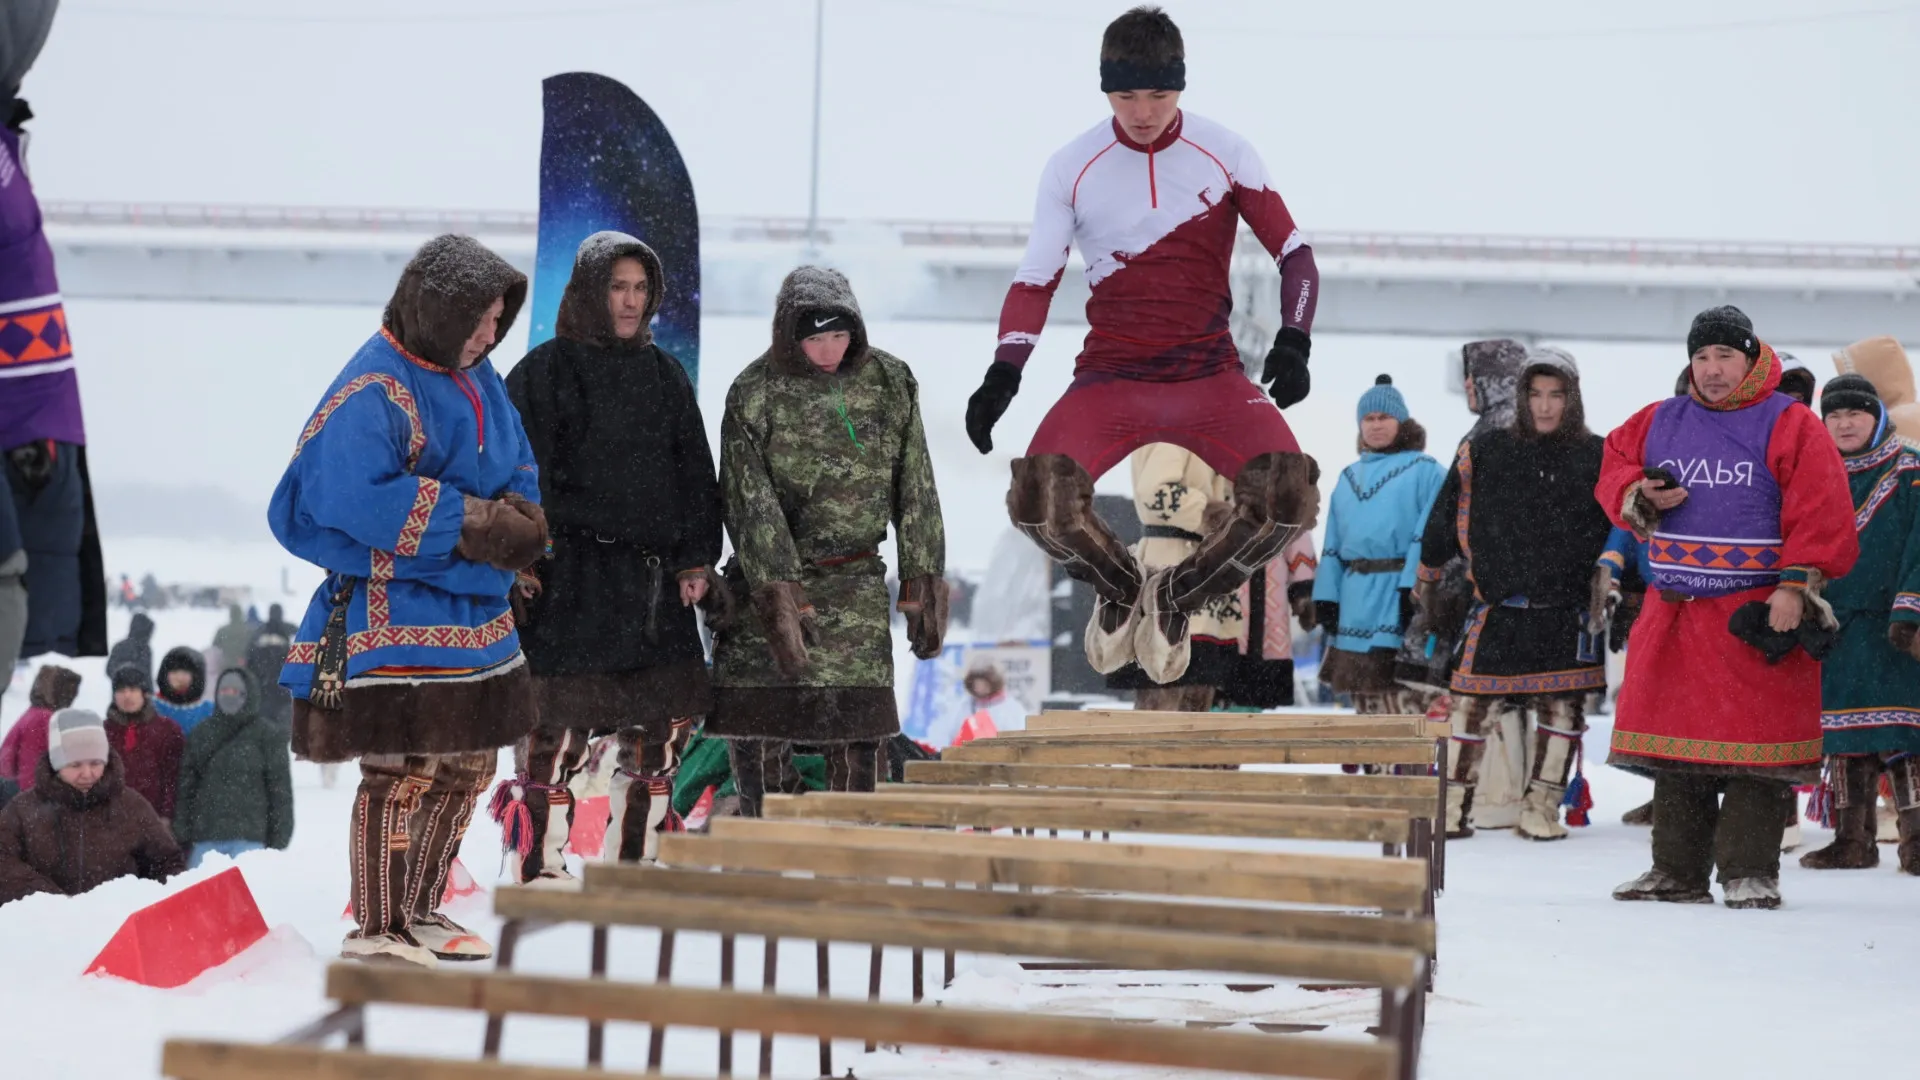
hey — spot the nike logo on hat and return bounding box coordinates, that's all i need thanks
[815,316,834,328]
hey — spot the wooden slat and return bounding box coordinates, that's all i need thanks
[897,781,1438,812]
[1025,712,1451,741]
[906,760,1439,802]
[163,1042,658,1080]
[943,737,1436,767]
[707,818,1424,886]
[323,967,1399,1080]
[1028,710,1419,729]
[759,790,1411,843]
[493,887,1424,988]
[583,864,1438,952]
[995,721,1432,741]
[668,829,1428,911]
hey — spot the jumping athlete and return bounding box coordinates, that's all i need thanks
[964,5,1322,684]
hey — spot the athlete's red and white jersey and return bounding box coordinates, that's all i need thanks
[996,110,1317,383]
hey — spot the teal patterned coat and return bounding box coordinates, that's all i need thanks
[1821,429,1920,756]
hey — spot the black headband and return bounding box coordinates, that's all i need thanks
[1100,57,1185,93]
[799,310,854,338]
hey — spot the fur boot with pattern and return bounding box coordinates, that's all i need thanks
[1799,756,1879,870]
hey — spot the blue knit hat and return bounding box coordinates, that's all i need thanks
[1356,374,1409,424]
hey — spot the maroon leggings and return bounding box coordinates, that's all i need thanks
[1025,369,1299,480]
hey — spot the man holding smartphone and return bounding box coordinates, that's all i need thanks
[1602,306,1858,910]
[1417,347,1613,842]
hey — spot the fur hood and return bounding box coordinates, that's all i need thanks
[1835,336,1920,449]
[156,646,206,705]
[211,666,262,720]
[555,231,666,351]
[381,234,528,369]
[1355,417,1427,455]
[1463,338,1526,436]
[1517,351,1592,441]
[767,265,871,376]
[28,665,81,711]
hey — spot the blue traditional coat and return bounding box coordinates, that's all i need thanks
[1595,526,1653,587]
[1313,448,1445,656]
[269,329,540,698]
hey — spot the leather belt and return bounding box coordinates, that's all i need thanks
[1345,557,1406,575]
[1144,525,1203,542]
[1658,590,1696,604]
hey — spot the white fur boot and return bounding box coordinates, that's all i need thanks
[1472,708,1529,830]
[1131,567,1192,684]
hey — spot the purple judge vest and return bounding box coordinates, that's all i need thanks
[1643,393,1792,598]
[0,126,84,448]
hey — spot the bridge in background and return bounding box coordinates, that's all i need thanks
[42,200,1920,351]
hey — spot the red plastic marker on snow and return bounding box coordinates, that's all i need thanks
[85,867,268,989]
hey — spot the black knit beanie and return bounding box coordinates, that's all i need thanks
[1686,305,1760,361]
[110,664,152,695]
[1820,373,1883,424]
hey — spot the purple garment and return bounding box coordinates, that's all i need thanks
[0,125,84,447]
[1643,392,1792,598]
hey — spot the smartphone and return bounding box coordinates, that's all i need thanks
[1642,466,1680,489]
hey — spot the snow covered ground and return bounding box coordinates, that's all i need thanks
[4,306,1904,1077]
[3,598,1913,1079]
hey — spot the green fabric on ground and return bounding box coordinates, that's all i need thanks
[672,731,827,815]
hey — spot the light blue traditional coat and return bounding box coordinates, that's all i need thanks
[1313,448,1446,656]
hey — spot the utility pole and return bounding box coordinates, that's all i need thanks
[805,0,825,259]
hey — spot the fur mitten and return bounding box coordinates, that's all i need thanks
[753,581,819,678]
[897,574,951,660]
[695,568,737,631]
[1621,482,1662,540]
[458,494,548,571]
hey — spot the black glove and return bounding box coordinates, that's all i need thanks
[1314,602,1340,634]
[965,361,1023,454]
[1262,327,1312,409]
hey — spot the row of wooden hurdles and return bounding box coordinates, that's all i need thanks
[162,709,1448,1080]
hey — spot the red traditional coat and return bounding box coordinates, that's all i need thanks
[1601,346,1858,777]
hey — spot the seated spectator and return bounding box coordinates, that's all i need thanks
[0,709,186,905]
[0,666,82,789]
[104,666,185,824]
[153,646,214,735]
[175,670,294,868]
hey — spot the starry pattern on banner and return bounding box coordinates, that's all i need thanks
[528,73,701,386]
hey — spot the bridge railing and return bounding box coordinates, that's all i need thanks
[39,200,1920,274]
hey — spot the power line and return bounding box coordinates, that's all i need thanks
[880,0,1920,43]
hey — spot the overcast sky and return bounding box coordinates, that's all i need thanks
[24,0,1920,243]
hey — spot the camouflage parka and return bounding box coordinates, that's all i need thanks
[708,267,945,741]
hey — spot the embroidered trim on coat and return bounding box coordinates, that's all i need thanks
[1609,728,1823,765]
[291,372,428,472]
[1822,707,1920,731]
[394,477,442,557]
